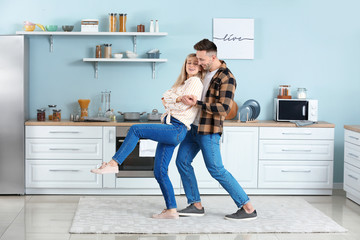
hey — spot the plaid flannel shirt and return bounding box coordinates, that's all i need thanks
[196,61,236,135]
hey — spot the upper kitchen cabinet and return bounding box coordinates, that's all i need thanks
[15,31,168,79]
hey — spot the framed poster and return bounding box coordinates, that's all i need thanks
[213,18,254,59]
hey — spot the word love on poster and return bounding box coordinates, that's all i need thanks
[213,18,254,59]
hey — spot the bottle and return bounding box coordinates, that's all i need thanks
[119,14,127,32]
[149,20,154,32]
[96,45,102,58]
[104,44,112,58]
[155,20,159,32]
[109,13,117,32]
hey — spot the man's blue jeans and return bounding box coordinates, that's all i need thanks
[176,125,250,208]
[113,117,187,209]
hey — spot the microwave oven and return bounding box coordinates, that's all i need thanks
[273,98,318,122]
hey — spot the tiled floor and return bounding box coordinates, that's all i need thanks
[0,190,359,240]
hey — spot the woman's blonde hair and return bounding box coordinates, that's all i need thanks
[172,53,205,88]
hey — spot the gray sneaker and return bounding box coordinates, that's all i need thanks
[178,204,205,216]
[225,208,257,221]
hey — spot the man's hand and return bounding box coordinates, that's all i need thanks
[181,95,197,106]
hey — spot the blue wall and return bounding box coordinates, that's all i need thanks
[1,0,360,184]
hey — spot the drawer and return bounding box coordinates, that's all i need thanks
[344,143,360,168]
[345,129,360,146]
[260,127,334,140]
[258,160,333,189]
[26,160,102,188]
[26,126,102,139]
[344,163,360,197]
[259,140,334,160]
[26,139,102,159]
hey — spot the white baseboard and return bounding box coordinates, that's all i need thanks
[333,183,343,190]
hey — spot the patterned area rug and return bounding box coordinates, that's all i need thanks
[69,196,347,234]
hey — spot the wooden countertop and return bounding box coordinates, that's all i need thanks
[344,125,360,133]
[25,120,335,128]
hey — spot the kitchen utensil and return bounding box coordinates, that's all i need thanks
[101,90,111,117]
[147,109,162,121]
[225,101,238,120]
[113,53,123,58]
[126,51,138,58]
[242,99,260,120]
[78,99,90,120]
[238,105,253,122]
[46,25,58,31]
[118,111,146,121]
[62,25,74,32]
[83,116,111,122]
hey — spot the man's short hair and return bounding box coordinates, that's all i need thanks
[194,39,217,55]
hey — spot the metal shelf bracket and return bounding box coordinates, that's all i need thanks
[133,36,137,53]
[94,62,98,79]
[49,35,54,52]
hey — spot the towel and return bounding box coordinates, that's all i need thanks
[139,139,158,157]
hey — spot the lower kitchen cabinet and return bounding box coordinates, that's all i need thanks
[344,128,360,205]
[25,123,335,195]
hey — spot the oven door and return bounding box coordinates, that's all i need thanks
[115,137,155,178]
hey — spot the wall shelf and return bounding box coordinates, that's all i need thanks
[83,58,168,79]
[15,31,167,52]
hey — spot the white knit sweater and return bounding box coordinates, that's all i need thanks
[161,76,203,130]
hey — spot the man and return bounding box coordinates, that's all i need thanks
[176,39,257,220]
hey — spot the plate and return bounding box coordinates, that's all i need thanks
[243,99,261,120]
[239,105,253,122]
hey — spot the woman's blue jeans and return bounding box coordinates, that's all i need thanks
[175,125,250,208]
[112,117,187,209]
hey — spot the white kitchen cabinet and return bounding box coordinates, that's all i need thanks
[25,126,103,193]
[221,127,258,189]
[102,127,116,188]
[259,127,334,194]
[181,127,258,194]
[344,128,360,205]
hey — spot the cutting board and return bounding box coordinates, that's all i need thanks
[225,101,238,120]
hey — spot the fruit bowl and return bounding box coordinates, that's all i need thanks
[113,53,123,59]
[126,51,138,59]
[46,25,58,31]
[62,25,74,32]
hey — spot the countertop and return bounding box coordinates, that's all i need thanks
[25,120,335,128]
[344,125,360,133]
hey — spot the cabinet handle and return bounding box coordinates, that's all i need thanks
[282,149,312,152]
[282,132,312,135]
[281,169,311,173]
[49,131,80,134]
[49,169,80,172]
[349,136,359,140]
[348,153,359,158]
[118,139,125,143]
[109,130,114,143]
[49,148,80,151]
[348,174,359,181]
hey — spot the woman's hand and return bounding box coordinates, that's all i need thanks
[181,95,197,106]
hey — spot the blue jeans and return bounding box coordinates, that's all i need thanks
[176,125,250,208]
[113,116,187,209]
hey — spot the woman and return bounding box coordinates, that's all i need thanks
[91,53,204,219]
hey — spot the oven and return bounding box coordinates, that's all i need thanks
[115,126,155,178]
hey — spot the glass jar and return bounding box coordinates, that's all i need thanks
[37,109,45,121]
[109,13,117,32]
[53,109,61,121]
[277,85,291,99]
[119,14,127,32]
[104,44,112,58]
[48,104,57,120]
[96,45,102,58]
[297,88,307,99]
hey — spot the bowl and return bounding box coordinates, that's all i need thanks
[62,25,74,32]
[46,25,58,31]
[24,24,35,31]
[126,51,138,59]
[113,53,123,59]
[146,52,161,59]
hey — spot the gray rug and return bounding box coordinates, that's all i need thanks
[69,196,347,234]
